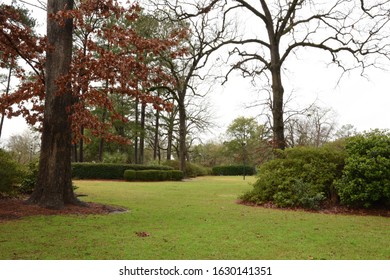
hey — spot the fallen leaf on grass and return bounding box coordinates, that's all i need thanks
[135,231,150,237]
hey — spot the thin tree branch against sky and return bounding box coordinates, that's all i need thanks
[1,0,390,147]
[15,0,47,11]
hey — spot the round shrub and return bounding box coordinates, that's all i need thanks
[136,170,162,181]
[335,130,390,208]
[240,145,345,209]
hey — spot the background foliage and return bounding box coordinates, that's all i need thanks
[0,149,23,195]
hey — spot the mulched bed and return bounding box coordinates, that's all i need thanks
[0,198,127,222]
[1,197,389,223]
[237,200,390,217]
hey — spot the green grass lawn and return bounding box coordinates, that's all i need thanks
[1,176,389,260]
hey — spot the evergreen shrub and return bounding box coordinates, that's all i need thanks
[72,163,173,179]
[136,170,164,181]
[0,149,23,195]
[123,170,137,181]
[212,165,256,176]
[123,169,184,182]
[240,145,345,209]
[163,160,210,177]
[335,130,390,208]
[19,161,39,194]
[171,170,184,181]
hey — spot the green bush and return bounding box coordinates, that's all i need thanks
[19,161,39,194]
[335,130,390,208]
[123,169,184,182]
[72,163,173,179]
[163,160,210,177]
[136,170,163,181]
[240,145,345,209]
[212,165,256,176]
[0,149,23,196]
[171,170,184,181]
[123,170,137,181]
[272,179,326,210]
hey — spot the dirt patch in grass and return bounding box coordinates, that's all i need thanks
[0,198,127,222]
[237,200,390,217]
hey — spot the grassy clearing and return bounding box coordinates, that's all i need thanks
[1,176,389,260]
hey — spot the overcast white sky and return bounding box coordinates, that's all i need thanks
[209,52,390,138]
[1,0,390,145]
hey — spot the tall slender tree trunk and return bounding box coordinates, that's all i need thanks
[166,108,176,161]
[166,123,173,161]
[134,97,139,164]
[139,103,146,164]
[27,0,82,209]
[73,144,78,162]
[98,105,107,162]
[77,39,88,163]
[0,65,12,139]
[98,79,109,162]
[79,127,84,162]
[153,109,159,161]
[178,92,187,176]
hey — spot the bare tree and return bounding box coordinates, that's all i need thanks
[222,0,390,149]
[148,0,237,175]
[285,105,337,147]
[6,129,40,164]
[335,124,358,139]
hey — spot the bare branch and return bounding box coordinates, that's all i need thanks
[16,0,47,11]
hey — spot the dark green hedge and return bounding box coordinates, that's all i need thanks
[124,169,184,182]
[72,163,173,180]
[212,165,256,176]
[163,160,211,177]
[171,170,185,181]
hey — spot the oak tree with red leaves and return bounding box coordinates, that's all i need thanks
[1,0,187,209]
[25,0,79,209]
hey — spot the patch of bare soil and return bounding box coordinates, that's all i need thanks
[0,198,127,222]
[237,200,390,217]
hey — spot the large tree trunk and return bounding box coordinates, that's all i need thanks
[270,41,286,150]
[27,0,82,209]
[271,66,285,150]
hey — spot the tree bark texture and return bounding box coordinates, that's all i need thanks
[178,93,187,176]
[27,0,81,209]
[139,103,146,164]
[271,65,285,150]
[153,110,160,160]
